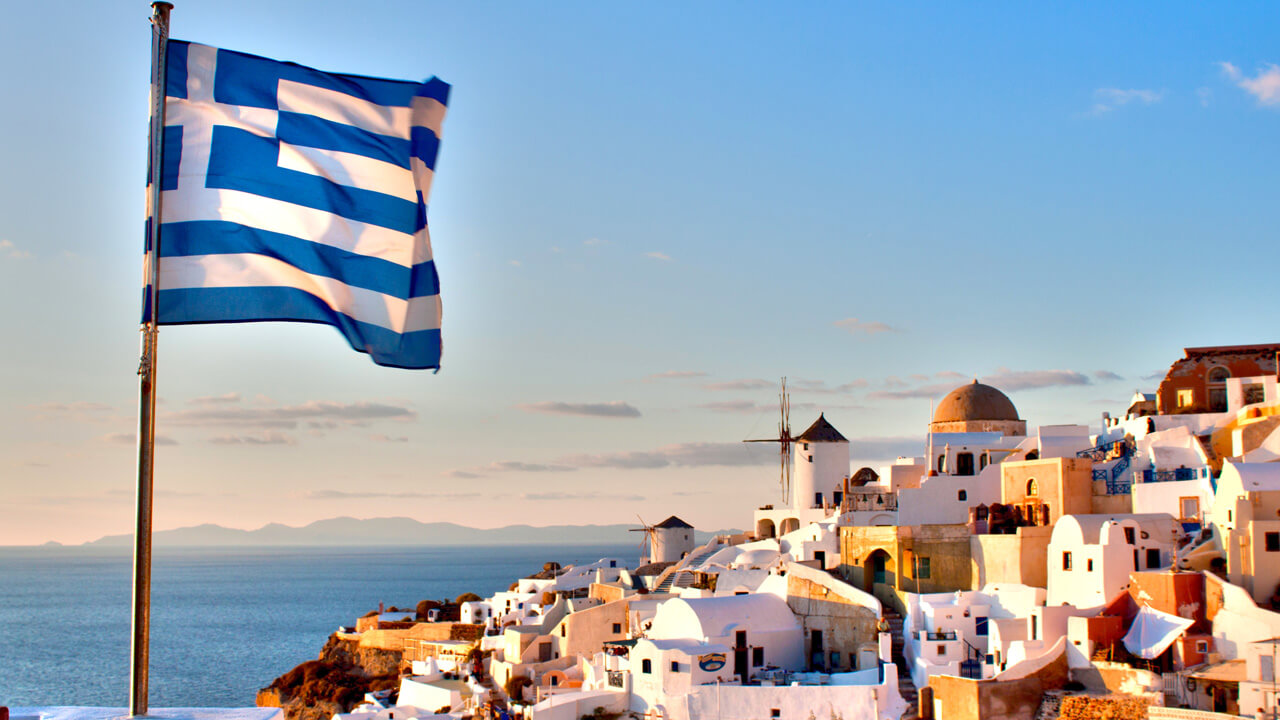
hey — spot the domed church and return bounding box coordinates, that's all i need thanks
[929,380,1026,436]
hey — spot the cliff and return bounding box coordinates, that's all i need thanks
[257,634,402,720]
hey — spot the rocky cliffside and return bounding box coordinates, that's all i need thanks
[257,634,402,720]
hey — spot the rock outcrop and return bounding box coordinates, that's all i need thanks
[258,633,401,720]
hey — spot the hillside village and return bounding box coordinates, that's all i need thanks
[269,343,1280,720]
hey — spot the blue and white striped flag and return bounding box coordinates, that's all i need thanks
[146,41,449,369]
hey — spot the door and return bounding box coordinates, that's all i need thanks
[734,630,748,679]
[811,630,824,669]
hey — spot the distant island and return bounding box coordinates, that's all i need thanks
[80,516,736,548]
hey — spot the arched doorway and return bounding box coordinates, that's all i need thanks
[779,517,800,535]
[864,548,896,604]
[756,518,776,539]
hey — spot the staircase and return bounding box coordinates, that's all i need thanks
[882,610,919,720]
[653,545,720,592]
[1033,689,1066,720]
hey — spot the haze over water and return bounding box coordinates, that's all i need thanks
[1,544,632,707]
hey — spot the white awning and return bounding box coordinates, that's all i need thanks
[1122,605,1194,660]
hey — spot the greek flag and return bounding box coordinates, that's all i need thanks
[146,41,449,369]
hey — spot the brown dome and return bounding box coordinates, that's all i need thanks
[932,380,1019,423]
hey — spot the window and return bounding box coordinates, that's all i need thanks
[1245,383,1266,405]
[917,557,931,579]
[958,489,967,501]
[1196,640,1209,654]
[641,659,652,674]
[610,560,616,568]
[975,617,988,636]
[814,492,822,507]
[1267,532,1280,552]
[1063,552,1073,571]
[770,710,781,719]
[1124,527,1136,545]
[612,623,622,634]
[1208,367,1230,383]
[560,625,566,637]
[1180,497,1200,520]
[937,454,946,473]
[980,453,989,471]
[803,443,809,451]
[753,647,764,666]
[1026,479,1038,496]
[1087,559,1094,572]
[956,452,975,476]
[1146,548,1161,568]
[808,455,813,463]
[1177,388,1194,408]
[936,644,946,656]
[670,661,679,672]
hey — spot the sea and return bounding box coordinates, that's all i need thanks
[0,544,634,708]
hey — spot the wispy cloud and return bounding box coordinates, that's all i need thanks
[704,379,773,392]
[563,442,776,470]
[103,432,178,445]
[1093,370,1123,382]
[643,370,708,382]
[850,436,924,461]
[867,382,958,401]
[188,393,241,406]
[444,470,482,479]
[208,431,296,445]
[644,251,671,261]
[521,491,645,502]
[834,318,897,336]
[307,489,481,500]
[935,371,966,380]
[980,368,1091,391]
[0,239,32,259]
[1220,61,1280,106]
[516,401,641,418]
[697,400,764,414]
[583,237,607,246]
[166,400,416,429]
[485,461,577,473]
[369,434,409,443]
[1090,88,1164,115]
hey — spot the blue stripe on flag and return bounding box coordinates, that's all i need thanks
[166,40,189,99]
[277,112,411,169]
[157,286,442,369]
[417,77,451,107]
[205,126,418,232]
[161,126,183,191]
[160,221,440,298]
[410,126,442,171]
[212,46,422,109]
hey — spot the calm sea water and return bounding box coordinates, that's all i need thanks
[0,544,633,708]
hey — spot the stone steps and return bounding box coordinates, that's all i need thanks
[883,611,918,720]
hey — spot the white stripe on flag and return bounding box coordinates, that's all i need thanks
[161,186,418,266]
[160,253,441,333]
[411,95,447,138]
[277,80,412,139]
[276,142,418,202]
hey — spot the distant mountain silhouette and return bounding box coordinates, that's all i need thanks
[84,517,737,547]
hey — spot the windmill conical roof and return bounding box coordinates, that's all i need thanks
[797,413,848,442]
[655,515,693,529]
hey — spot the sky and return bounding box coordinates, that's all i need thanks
[1,2,1277,546]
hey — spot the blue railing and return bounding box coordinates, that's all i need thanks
[1140,467,1207,483]
[1093,453,1132,493]
[1078,439,1130,463]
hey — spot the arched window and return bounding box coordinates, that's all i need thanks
[1026,479,1038,496]
[979,453,989,471]
[937,454,946,473]
[1207,367,1230,412]
[642,659,652,674]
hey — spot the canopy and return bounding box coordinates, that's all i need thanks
[1122,605,1194,659]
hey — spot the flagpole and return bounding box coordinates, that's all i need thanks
[132,2,173,716]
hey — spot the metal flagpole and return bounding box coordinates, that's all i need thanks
[132,2,173,715]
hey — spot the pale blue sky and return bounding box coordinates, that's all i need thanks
[1,2,1276,544]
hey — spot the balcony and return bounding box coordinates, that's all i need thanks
[1140,467,1207,483]
[843,492,898,512]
